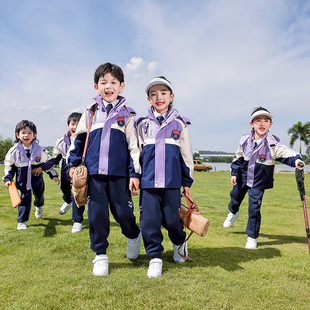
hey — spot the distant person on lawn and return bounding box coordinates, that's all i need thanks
[32,112,86,233]
[3,120,59,230]
[137,76,194,278]
[223,107,304,249]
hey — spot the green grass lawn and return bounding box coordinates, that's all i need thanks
[0,168,310,309]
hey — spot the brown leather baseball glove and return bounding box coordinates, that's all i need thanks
[72,164,88,207]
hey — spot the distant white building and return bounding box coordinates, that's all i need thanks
[195,150,235,159]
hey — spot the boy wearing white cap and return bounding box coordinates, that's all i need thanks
[223,107,304,249]
[137,76,194,278]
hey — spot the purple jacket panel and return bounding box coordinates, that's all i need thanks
[231,130,301,189]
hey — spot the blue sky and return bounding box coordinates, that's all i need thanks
[1,0,310,153]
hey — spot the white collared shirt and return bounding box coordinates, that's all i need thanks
[102,99,119,109]
[153,111,166,119]
[24,146,32,153]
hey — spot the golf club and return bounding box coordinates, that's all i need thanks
[295,162,310,254]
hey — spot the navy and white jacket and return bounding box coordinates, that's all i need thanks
[231,130,301,190]
[67,95,141,178]
[137,106,194,189]
[3,141,58,191]
[41,131,71,181]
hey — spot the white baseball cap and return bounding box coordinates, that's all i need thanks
[251,107,273,122]
[145,76,173,95]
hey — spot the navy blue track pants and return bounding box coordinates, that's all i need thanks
[18,181,45,223]
[228,183,265,239]
[60,177,72,204]
[140,188,186,259]
[87,174,140,254]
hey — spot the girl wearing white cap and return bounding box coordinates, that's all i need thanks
[223,107,304,249]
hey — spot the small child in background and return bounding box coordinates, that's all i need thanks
[33,112,85,233]
[137,76,194,278]
[223,107,304,248]
[3,120,59,230]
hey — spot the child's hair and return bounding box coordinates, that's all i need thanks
[94,63,124,84]
[251,106,270,115]
[14,120,37,143]
[67,112,82,125]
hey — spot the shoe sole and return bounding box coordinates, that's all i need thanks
[93,271,108,276]
[59,208,71,215]
[147,273,161,278]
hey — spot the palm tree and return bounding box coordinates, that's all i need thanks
[287,121,310,154]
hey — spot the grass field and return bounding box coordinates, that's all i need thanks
[0,167,310,309]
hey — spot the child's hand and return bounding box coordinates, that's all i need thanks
[182,186,191,197]
[129,177,139,196]
[53,177,60,185]
[231,176,237,185]
[69,167,76,179]
[295,159,305,170]
[32,167,43,176]
[5,181,12,188]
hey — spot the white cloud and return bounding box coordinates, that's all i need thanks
[125,57,144,71]
[125,57,160,79]
[147,61,159,72]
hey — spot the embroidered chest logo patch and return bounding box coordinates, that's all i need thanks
[259,154,266,162]
[36,157,41,163]
[171,129,181,140]
[117,117,125,127]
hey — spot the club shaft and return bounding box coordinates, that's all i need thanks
[302,196,310,254]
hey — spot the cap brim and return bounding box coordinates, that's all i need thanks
[145,78,173,95]
[251,111,273,122]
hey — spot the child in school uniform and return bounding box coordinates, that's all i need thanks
[3,120,59,230]
[223,107,305,249]
[137,76,194,278]
[67,63,141,276]
[33,112,85,233]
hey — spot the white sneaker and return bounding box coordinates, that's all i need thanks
[71,222,83,233]
[223,212,239,228]
[126,231,142,260]
[17,222,27,230]
[147,258,163,278]
[92,255,108,276]
[173,240,188,263]
[35,207,43,219]
[59,202,72,215]
[245,237,257,249]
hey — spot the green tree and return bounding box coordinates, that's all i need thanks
[288,121,310,154]
[44,146,54,155]
[193,152,200,160]
[0,136,14,163]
